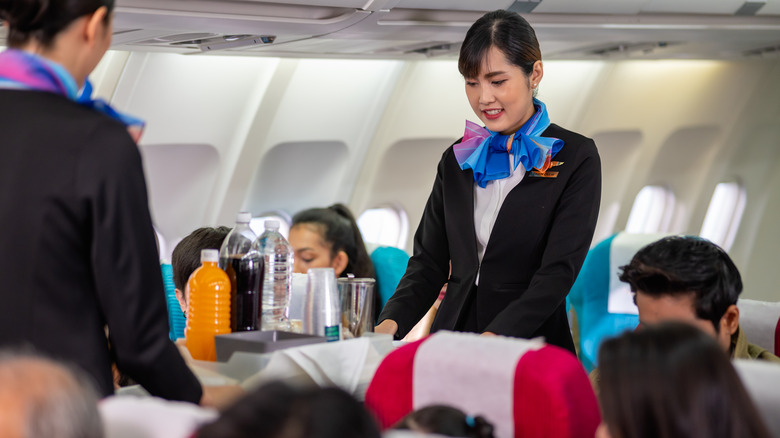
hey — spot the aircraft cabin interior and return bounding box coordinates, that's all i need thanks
[3,0,780,436]
[2,1,779,301]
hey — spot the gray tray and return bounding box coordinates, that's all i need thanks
[215,330,326,362]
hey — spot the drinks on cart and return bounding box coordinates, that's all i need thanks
[219,212,263,332]
[185,249,231,361]
[253,220,293,331]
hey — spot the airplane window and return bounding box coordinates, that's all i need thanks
[699,181,746,251]
[625,185,676,234]
[357,206,409,249]
[250,212,291,239]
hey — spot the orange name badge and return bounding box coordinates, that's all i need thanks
[529,161,563,178]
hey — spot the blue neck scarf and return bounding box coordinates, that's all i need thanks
[453,98,563,188]
[0,49,145,141]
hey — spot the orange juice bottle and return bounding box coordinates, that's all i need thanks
[185,249,231,361]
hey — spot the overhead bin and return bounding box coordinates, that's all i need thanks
[112,0,373,52]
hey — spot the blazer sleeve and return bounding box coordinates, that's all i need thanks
[377,149,451,338]
[78,122,203,403]
[485,138,602,337]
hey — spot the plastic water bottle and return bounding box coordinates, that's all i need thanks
[185,249,231,361]
[253,220,293,331]
[219,212,263,332]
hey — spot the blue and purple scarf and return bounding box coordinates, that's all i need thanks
[0,49,145,142]
[454,98,563,188]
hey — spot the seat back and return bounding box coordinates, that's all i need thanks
[738,299,780,355]
[568,233,670,371]
[733,359,780,437]
[370,246,410,310]
[365,332,600,438]
[162,263,186,341]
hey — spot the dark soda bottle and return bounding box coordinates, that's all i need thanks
[219,212,262,332]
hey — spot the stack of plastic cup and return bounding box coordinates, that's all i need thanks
[185,249,231,361]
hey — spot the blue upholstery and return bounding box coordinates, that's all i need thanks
[161,263,186,341]
[568,234,639,372]
[370,246,410,311]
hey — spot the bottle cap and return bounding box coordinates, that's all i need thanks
[265,219,280,230]
[236,212,252,224]
[201,249,219,263]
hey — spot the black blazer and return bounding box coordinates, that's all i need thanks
[0,90,202,402]
[379,123,601,352]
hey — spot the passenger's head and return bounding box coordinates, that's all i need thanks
[619,236,741,352]
[393,405,495,438]
[0,352,102,438]
[196,381,380,438]
[596,322,770,438]
[459,10,543,135]
[172,226,231,313]
[289,204,375,279]
[0,0,114,82]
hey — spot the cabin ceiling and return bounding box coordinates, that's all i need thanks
[2,0,780,59]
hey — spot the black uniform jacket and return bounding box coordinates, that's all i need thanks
[379,123,601,352]
[0,90,202,402]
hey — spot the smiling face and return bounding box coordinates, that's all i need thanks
[464,46,543,136]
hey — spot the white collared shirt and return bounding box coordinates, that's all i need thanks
[474,153,526,284]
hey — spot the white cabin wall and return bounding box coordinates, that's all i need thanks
[89,51,780,301]
[349,60,476,251]
[108,52,280,247]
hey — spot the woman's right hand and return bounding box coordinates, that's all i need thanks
[374,319,398,336]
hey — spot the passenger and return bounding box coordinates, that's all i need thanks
[289,204,375,279]
[620,236,780,362]
[0,0,204,402]
[392,405,495,438]
[289,204,379,317]
[172,226,232,315]
[196,381,381,438]
[375,10,601,351]
[0,352,102,438]
[596,322,771,438]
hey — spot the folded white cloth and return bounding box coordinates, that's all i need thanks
[100,395,218,438]
[242,334,394,398]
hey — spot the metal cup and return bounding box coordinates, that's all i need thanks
[337,277,375,338]
[303,268,341,341]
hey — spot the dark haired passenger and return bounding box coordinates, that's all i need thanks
[172,226,232,315]
[196,381,380,438]
[290,204,379,318]
[597,322,771,438]
[376,10,601,349]
[393,405,495,438]
[289,204,376,279]
[620,236,779,362]
[0,0,204,403]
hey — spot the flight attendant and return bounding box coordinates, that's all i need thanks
[376,10,601,353]
[0,0,203,402]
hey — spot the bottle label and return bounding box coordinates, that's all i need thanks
[324,325,340,342]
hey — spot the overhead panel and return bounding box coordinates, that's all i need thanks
[533,0,646,14]
[641,0,746,14]
[113,0,371,52]
[394,0,514,11]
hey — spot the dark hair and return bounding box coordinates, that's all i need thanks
[197,381,381,438]
[292,204,375,279]
[171,226,231,293]
[619,236,741,331]
[0,0,115,48]
[393,405,495,438]
[598,322,770,438]
[458,10,541,79]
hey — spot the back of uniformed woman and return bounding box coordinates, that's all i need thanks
[0,0,203,402]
